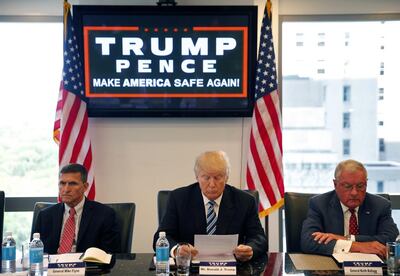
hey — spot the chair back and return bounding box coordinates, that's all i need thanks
[284,192,316,253]
[31,202,56,238]
[244,189,259,207]
[105,203,135,253]
[157,190,171,225]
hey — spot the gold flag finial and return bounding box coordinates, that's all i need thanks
[63,0,71,40]
[267,0,272,20]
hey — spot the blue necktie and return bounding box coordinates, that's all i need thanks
[206,200,217,235]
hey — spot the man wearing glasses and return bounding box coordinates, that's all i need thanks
[153,151,267,262]
[301,159,398,257]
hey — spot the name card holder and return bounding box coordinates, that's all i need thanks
[343,261,382,275]
[199,261,236,275]
[47,261,85,276]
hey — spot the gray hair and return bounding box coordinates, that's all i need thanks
[334,159,367,180]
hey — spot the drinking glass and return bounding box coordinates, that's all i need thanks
[387,242,400,275]
[21,243,30,271]
[176,243,191,276]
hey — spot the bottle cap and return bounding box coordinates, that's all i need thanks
[159,231,166,238]
[33,233,40,239]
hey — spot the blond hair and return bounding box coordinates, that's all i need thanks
[194,151,230,177]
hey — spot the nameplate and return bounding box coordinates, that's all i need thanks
[343,261,382,275]
[199,261,236,275]
[48,262,86,276]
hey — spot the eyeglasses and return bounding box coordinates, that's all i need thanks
[339,182,367,191]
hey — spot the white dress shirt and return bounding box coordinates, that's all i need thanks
[333,202,359,253]
[59,197,85,253]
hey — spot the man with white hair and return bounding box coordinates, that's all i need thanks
[153,151,267,262]
[301,159,398,257]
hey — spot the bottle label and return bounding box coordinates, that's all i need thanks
[29,247,43,263]
[156,247,169,262]
[2,246,16,260]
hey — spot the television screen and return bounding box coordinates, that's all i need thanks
[73,5,257,117]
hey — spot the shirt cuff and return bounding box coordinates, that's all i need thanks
[333,240,352,253]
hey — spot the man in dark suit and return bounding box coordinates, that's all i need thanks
[301,159,398,257]
[33,163,120,254]
[153,151,267,262]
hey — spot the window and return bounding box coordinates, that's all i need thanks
[379,138,385,152]
[343,85,351,102]
[377,181,384,192]
[282,17,400,195]
[0,20,61,246]
[343,139,351,155]
[379,88,384,100]
[296,32,304,47]
[343,112,351,128]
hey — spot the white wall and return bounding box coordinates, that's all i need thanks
[2,0,399,253]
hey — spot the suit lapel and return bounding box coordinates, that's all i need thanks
[328,194,345,234]
[358,195,371,234]
[190,184,207,234]
[216,186,235,234]
[54,204,65,248]
[77,199,93,247]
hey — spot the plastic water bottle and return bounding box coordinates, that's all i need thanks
[156,231,170,276]
[2,232,16,273]
[29,233,44,276]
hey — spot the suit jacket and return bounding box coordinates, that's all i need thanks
[153,183,267,259]
[34,199,121,254]
[301,190,399,255]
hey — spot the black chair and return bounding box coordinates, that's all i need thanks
[284,192,316,253]
[157,190,171,225]
[157,189,260,226]
[0,191,4,243]
[30,202,56,238]
[105,203,135,253]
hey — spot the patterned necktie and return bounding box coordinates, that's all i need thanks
[349,208,359,235]
[58,207,76,253]
[206,200,217,235]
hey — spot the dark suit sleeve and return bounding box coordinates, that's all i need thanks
[242,197,267,259]
[98,208,121,253]
[153,191,180,250]
[356,200,399,244]
[300,198,336,255]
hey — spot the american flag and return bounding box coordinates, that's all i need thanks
[53,1,96,200]
[245,0,284,217]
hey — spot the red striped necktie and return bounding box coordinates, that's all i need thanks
[349,208,359,235]
[58,207,76,254]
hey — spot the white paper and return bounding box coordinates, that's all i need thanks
[332,253,383,263]
[194,234,238,261]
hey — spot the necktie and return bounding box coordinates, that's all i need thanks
[206,200,217,235]
[58,207,76,254]
[349,209,359,235]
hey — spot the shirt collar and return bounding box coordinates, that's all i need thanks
[339,201,359,214]
[64,197,85,214]
[202,192,223,207]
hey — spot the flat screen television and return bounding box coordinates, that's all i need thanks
[73,5,258,117]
